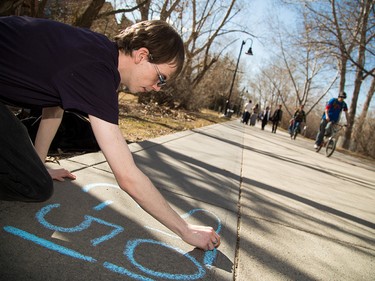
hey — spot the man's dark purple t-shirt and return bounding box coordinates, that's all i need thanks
[0,16,120,124]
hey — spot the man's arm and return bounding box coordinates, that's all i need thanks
[89,115,220,251]
[325,98,335,122]
[34,106,76,181]
[325,108,330,121]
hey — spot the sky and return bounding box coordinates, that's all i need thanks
[233,0,372,110]
[110,0,293,71]
[109,0,371,111]
[223,0,299,98]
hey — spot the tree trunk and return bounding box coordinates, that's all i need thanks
[342,0,372,149]
[74,0,105,28]
[0,0,23,16]
[351,75,375,150]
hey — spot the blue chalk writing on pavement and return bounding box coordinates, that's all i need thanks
[93,200,113,211]
[181,209,222,268]
[103,262,154,281]
[203,248,217,268]
[3,226,96,263]
[181,209,222,234]
[3,183,223,280]
[125,239,205,280]
[36,203,124,246]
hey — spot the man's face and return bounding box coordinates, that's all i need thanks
[127,61,176,94]
[119,48,177,93]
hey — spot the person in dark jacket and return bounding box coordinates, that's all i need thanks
[0,16,220,251]
[261,106,271,130]
[271,104,283,133]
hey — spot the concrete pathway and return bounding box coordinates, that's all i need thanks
[1,120,374,281]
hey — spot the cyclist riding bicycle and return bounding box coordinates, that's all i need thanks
[314,91,349,149]
[290,105,306,139]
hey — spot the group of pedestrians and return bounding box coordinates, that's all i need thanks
[241,101,283,133]
[241,100,259,126]
[241,92,348,149]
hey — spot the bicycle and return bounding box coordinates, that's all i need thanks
[315,123,346,157]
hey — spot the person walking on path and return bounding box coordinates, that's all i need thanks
[271,104,283,133]
[0,16,220,251]
[290,104,306,138]
[242,99,252,125]
[314,92,349,149]
[250,103,259,126]
[261,106,270,130]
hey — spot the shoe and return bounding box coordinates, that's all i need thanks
[314,144,318,149]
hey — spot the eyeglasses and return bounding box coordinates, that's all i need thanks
[152,64,167,87]
[149,54,167,88]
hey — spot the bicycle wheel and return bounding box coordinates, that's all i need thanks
[325,138,336,157]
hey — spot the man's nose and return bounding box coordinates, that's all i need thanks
[152,84,162,91]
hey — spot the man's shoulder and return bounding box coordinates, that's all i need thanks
[328,98,338,104]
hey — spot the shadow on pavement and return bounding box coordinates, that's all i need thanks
[0,176,232,281]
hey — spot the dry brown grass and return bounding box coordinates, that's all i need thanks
[43,92,228,161]
[118,92,227,143]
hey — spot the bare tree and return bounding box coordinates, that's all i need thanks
[4,0,253,111]
[352,74,375,150]
[342,0,375,149]
[174,0,250,109]
[0,0,48,17]
[301,0,375,149]
[259,63,296,118]
[105,0,251,110]
[262,11,338,118]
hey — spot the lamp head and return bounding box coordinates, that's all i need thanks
[245,47,253,55]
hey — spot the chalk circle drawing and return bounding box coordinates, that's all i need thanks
[106,239,207,280]
[3,182,223,280]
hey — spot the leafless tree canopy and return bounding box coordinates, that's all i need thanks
[1,0,374,157]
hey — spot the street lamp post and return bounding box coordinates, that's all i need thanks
[225,38,253,116]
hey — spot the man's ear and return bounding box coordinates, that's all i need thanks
[134,47,150,64]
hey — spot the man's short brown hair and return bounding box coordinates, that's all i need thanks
[115,20,185,78]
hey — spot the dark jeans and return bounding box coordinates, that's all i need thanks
[272,121,279,133]
[261,119,268,130]
[290,121,301,136]
[0,101,53,202]
[242,111,250,124]
[315,119,329,146]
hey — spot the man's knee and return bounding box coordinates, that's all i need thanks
[31,175,54,202]
[0,173,53,202]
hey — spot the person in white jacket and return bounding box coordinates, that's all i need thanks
[242,100,252,124]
